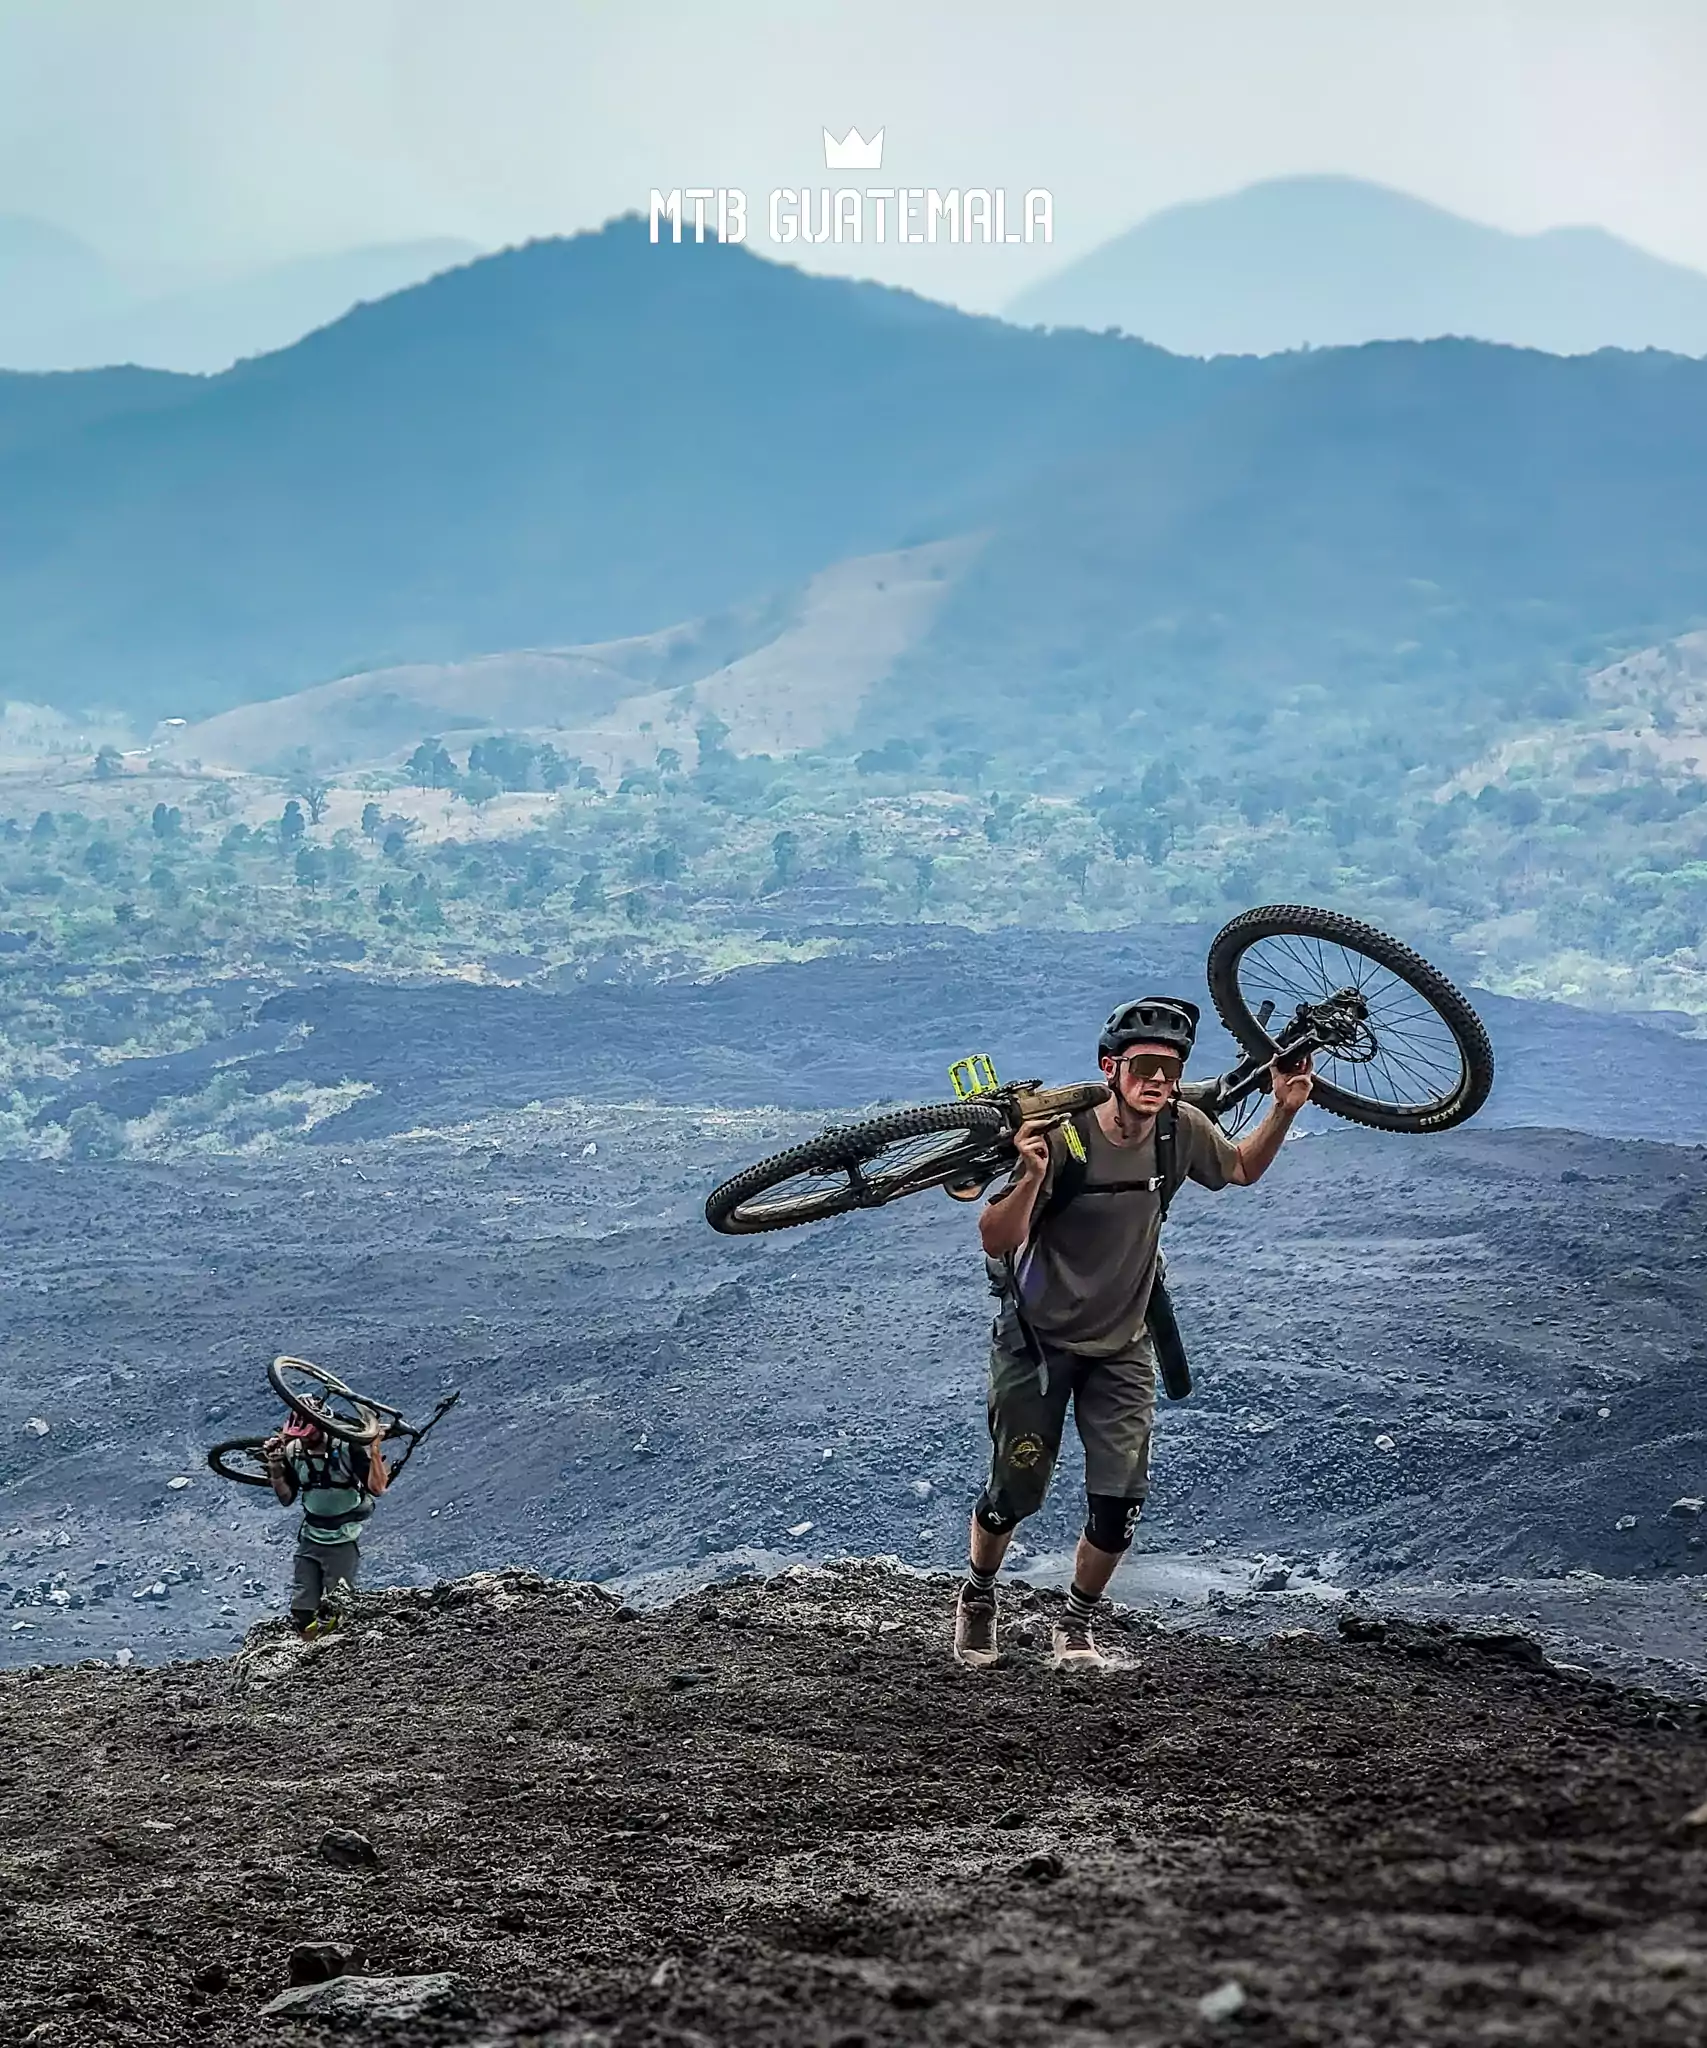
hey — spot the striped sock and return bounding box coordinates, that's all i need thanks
[1065,1583,1099,1624]
[964,1562,998,1596]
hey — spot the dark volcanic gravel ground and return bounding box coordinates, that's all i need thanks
[4,1563,1707,2048]
[2,945,1705,1686]
[2,1100,1705,1683]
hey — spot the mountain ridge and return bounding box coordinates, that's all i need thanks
[1010,174,1707,356]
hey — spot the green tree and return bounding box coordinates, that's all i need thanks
[93,745,123,780]
[30,811,55,844]
[84,839,122,884]
[360,801,383,838]
[461,770,502,810]
[151,802,182,840]
[468,735,536,791]
[571,867,605,913]
[1139,759,1182,806]
[279,800,305,847]
[770,829,800,887]
[407,739,456,788]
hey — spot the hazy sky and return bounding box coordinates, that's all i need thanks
[3,0,1707,309]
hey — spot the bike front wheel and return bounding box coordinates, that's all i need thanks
[706,1101,1009,1234]
[1208,904,1493,1133]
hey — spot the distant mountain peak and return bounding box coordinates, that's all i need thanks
[1008,174,1707,358]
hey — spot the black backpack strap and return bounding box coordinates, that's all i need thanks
[1155,1100,1180,1222]
[1036,1103,1185,1222]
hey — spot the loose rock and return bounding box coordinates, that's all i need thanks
[259,1971,472,2023]
[317,1826,381,1870]
[287,1940,350,1985]
[1199,1979,1248,2022]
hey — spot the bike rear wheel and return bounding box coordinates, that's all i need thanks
[1207,904,1493,1133]
[706,1101,1009,1234]
[266,1355,385,1444]
[207,1436,274,1487]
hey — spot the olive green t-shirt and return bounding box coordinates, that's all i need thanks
[988,1102,1240,1358]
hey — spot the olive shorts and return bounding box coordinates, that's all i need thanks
[981,1320,1157,1526]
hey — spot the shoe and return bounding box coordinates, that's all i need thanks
[953,1585,999,1668]
[1050,1611,1108,1670]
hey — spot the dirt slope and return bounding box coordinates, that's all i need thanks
[4,1562,1707,2048]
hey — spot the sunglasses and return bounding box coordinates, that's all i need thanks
[1114,1053,1182,1083]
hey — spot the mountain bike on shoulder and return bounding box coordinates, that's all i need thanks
[705,904,1493,1234]
[206,1356,460,1488]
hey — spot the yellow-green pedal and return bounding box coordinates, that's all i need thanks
[949,1053,1000,1099]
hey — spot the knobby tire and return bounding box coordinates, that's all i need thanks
[706,1101,1008,1234]
[207,1436,274,1488]
[1207,903,1493,1132]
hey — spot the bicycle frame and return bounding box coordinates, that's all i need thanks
[1185,988,1369,1119]
[382,1390,461,1481]
[947,988,1362,1198]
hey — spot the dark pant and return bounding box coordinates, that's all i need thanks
[291,1540,360,1619]
[979,1324,1157,1530]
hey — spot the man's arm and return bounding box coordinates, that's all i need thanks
[978,1119,1053,1260]
[1230,1059,1313,1186]
[264,1438,298,1507]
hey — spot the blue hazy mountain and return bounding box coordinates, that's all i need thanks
[876,337,1707,748]
[0,219,481,373]
[1007,175,1707,357]
[3,216,1707,727]
[0,219,1219,717]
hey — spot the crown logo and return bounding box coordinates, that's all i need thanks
[823,125,884,171]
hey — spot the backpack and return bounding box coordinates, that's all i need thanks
[991,1099,1194,1400]
[1035,1100,1185,1225]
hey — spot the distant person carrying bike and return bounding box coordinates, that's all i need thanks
[957,996,1313,1672]
[265,1415,391,1636]
[208,1355,460,1636]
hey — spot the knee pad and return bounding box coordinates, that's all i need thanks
[974,1489,1020,1535]
[1084,1493,1144,1555]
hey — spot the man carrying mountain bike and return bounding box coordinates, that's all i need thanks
[265,1414,391,1636]
[957,995,1313,1673]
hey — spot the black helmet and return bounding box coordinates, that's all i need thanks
[1098,995,1199,1063]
